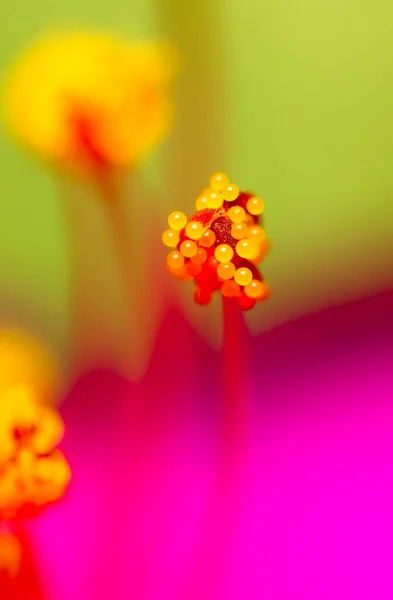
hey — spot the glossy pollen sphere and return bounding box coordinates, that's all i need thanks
[231,222,248,240]
[168,211,187,230]
[234,267,252,286]
[217,261,236,280]
[200,229,216,247]
[162,228,179,248]
[247,225,265,243]
[244,279,264,299]
[206,190,223,209]
[214,244,234,263]
[236,239,258,260]
[209,172,229,191]
[195,194,209,211]
[228,206,246,223]
[180,240,197,258]
[166,251,184,270]
[222,183,239,202]
[185,220,204,240]
[246,196,264,215]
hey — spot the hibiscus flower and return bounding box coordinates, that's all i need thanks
[2,289,392,600]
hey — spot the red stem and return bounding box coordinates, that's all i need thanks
[183,298,250,599]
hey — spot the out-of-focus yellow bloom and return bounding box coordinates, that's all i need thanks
[0,384,70,522]
[0,329,70,530]
[2,31,176,173]
[0,328,59,404]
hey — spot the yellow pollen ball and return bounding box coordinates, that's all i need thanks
[191,248,208,265]
[236,239,258,260]
[195,194,209,210]
[167,251,184,270]
[185,220,204,240]
[244,280,264,299]
[234,267,252,287]
[180,240,197,258]
[217,261,236,280]
[247,196,264,216]
[168,211,187,230]
[209,172,229,191]
[200,229,216,248]
[222,183,239,202]
[228,206,246,224]
[206,191,223,209]
[162,229,179,248]
[214,244,234,263]
[231,222,248,240]
[247,225,265,243]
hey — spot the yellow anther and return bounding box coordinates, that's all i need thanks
[222,183,239,202]
[217,261,236,280]
[236,239,258,260]
[168,211,187,231]
[206,191,223,209]
[231,222,248,240]
[228,206,246,223]
[234,267,252,287]
[185,220,204,240]
[247,225,265,243]
[209,172,229,191]
[180,240,198,258]
[162,228,179,248]
[195,194,209,211]
[200,229,216,248]
[166,251,184,270]
[214,244,234,263]
[246,196,264,215]
[244,279,265,299]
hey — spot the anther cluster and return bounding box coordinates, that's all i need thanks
[163,172,270,310]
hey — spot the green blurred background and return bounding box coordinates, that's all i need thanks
[0,0,392,370]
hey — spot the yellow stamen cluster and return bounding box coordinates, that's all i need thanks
[163,172,270,309]
[0,385,70,522]
[0,390,70,522]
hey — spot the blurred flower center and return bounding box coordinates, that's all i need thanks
[3,31,177,173]
[0,384,70,522]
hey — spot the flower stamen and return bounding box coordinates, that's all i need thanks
[163,172,271,310]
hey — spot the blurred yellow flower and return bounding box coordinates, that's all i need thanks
[2,31,176,173]
[0,385,70,522]
[0,329,70,529]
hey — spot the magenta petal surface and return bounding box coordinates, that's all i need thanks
[30,291,393,600]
